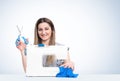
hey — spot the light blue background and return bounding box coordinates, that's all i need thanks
[0,0,120,74]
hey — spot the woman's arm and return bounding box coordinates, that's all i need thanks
[17,41,27,73]
[20,51,27,72]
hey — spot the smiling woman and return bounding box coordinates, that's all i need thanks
[16,17,74,73]
[0,0,120,74]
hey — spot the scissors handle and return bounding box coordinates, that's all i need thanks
[15,35,29,46]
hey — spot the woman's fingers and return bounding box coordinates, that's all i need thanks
[17,41,26,52]
[61,61,74,70]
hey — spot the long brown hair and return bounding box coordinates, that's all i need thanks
[34,17,55,45]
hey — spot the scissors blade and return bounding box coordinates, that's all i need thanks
[16,25,23,35]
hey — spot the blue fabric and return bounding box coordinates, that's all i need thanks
[56,66,79,78]
[38,44,45,47]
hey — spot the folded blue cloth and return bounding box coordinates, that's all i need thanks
[56,66,79,78]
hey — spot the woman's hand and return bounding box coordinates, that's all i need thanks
[16,41,26,53]
[61,60,74,70]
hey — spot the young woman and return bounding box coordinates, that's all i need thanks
[17,17,74,72]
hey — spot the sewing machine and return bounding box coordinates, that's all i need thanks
[26,45,68,76]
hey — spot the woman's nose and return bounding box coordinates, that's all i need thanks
[42,30,46,35]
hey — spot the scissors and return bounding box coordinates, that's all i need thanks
[15,25,29,47]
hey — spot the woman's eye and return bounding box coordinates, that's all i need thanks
[38,29,42,31]
[45,27,49,30]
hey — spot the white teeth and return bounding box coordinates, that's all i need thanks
[42,34,47,36]
[42,34,47,37]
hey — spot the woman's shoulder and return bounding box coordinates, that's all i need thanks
[55,42,65,46]
[55,42,70,51]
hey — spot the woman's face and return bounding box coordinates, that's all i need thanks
[38,22,52,42]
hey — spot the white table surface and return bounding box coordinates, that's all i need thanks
[0,74,120,81]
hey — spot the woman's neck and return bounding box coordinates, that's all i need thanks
[42,40,50,46]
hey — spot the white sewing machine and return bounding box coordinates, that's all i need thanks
[26,45,68,76]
